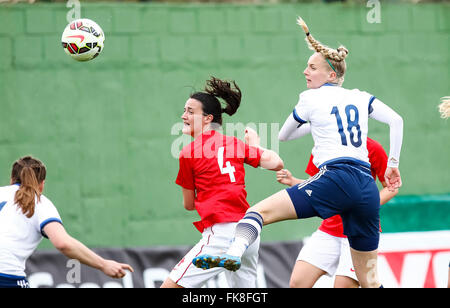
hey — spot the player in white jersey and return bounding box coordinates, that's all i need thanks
[439,96,450,119]
[193,17,403,288]
[0,156,133,288]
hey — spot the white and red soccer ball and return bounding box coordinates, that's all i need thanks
[61,18,105,62]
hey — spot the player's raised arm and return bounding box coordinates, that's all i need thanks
[44,222,133,279]
[245,127,284,171]
[279,116,311,141]
[369,99,403,191]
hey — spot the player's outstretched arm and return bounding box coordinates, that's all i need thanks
[43,222,134,279]
[379,181,398,205]
[384,167,402,192]
[278,115,311,141]
[245,127,284,171]
[276,169,304,187]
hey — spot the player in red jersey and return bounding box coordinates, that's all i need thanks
[277,137,398,288]
[161,77,284,288]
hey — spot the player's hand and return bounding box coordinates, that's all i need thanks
[276,169,294,186]
[101,260,134,279]
[385,167,402,192]
[244,127,260,147]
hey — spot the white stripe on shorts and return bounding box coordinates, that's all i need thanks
[297,167,327,190]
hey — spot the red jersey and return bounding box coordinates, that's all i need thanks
[176,130,263,233]
[305,137,388,238]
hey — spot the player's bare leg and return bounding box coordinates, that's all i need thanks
[160,277,183,288]
[289,261,326,288]
[249,189,299,225]
[350,248,381,288]
[334,275,359,288]
[193,190,297,271]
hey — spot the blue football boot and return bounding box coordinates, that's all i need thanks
[192,254,241,272]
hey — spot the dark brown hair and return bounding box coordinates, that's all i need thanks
[190,76,242,125]
[11,156,46,218]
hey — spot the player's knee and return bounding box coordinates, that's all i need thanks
[289,276,314,288]
[244,208,266,224]
[359,279,381,288]
[289,276,302,288]
[334,276,359,288]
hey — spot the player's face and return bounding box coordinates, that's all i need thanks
[181,98,207,138]
[303,52,334,89]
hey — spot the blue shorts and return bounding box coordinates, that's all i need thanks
[286,159,380,252]
[0,273,30,288]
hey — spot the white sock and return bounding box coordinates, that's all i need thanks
[227,237,250,257]
[226,212,263,257]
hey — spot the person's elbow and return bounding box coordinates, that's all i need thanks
[272,157,284,171]
[278,131,289,142]
[260,150,284,171]
[391,113,403,128]
[278,127,295,142]
[183,201,196,211]
[181,188,196,211]
[53,239,71,253]
[50,233,74,254]
[44,222,73,253]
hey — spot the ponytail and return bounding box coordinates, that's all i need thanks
[205,77,242,117]
[297,17,348,84]
[190,76,242,125]
[11,156,46,218]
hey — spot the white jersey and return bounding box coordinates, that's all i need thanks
[283,83,403,169]
[293,84,372,168]
[0,184,62,277]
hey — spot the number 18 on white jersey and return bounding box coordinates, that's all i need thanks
[293,84,375,168]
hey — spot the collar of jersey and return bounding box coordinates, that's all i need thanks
[322,83,339,87]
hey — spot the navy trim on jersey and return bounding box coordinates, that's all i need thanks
[321,83,338,87]
[292,109,307,124]
[40,218,63,238]
[368,96,376,114]
[318,157,371,170]
[0,201,6,212]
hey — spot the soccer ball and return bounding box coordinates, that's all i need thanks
[61,18,105,62]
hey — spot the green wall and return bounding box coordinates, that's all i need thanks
[0,3,449,248]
